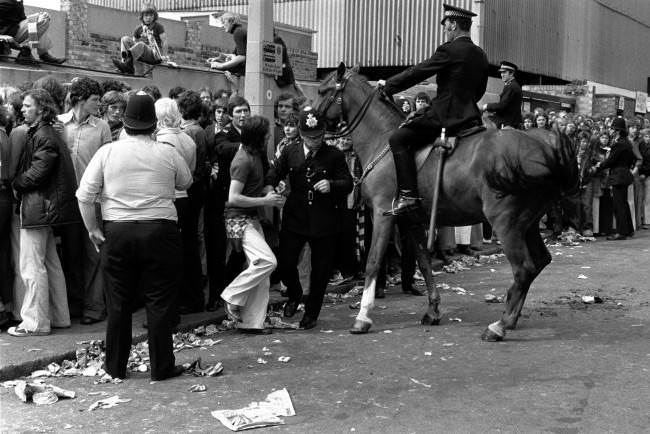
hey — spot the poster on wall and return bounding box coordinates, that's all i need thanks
[635,91,647,114]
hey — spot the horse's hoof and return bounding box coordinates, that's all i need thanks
[481,327,504,342]
[421,313,440,326]
[349,320,372,334]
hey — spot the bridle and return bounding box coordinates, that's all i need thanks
[315,71,379,139]
[315,71,393,186]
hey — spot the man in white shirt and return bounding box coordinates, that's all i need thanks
[58,77,111,325]
[76,92,192,381]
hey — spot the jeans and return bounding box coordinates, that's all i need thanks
[0,190,13,308]
[60,220,105,320]
[14,13,52,55]
[18,226,70,333]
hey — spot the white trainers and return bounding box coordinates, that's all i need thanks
[7,326,50,337]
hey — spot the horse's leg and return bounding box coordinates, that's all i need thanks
[405,220,441,325]
[481,215,539,342]
[505,222,552,330]
[350,212,394,334]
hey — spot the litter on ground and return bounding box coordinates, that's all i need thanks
[88,395,131,411]
[211,388,296,431]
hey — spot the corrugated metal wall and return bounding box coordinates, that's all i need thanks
[341,0,471,67]
[483,0,650,91]
[209,0,472,67]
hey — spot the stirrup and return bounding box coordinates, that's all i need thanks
[382,196,421,216]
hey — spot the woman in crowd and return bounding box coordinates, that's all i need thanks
[535,112,550,129]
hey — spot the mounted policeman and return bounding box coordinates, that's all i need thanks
[377,4,489,216]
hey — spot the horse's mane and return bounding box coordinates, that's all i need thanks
[485,130,578,198]
[340,71,407,120]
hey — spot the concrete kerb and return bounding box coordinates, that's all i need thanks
[0,312,226,382]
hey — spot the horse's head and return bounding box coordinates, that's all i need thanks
[313,62,359,135]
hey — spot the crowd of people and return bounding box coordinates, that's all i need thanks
[0,70,362,377]
[521,108,650,240]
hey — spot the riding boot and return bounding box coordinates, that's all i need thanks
[383,150,421,216]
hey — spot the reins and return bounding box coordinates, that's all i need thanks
[317,73,392,186]
[324,88,378,139]
[354,144,390,186]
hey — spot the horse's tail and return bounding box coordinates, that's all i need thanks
[485,130,579,198]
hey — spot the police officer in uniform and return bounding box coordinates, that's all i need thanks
[265,107,353,329]
[483,61,523,129]
[378,4,489,216]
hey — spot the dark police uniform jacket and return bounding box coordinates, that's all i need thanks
[486,79,523,128]
[213,122,242,201]
[600,136,636,187]
[265,142,353,238]
[383,35,489,133]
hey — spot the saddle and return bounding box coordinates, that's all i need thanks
[417,124,485,251]
[414,124,485,170]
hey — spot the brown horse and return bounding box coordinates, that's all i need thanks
[315,64,578,340]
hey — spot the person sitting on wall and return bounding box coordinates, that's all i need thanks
[208,12,246,75]
[0,0,66,65]
[208,12,247,90]
[112,3,169,75]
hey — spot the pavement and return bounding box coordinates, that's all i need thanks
[0,244,502,382]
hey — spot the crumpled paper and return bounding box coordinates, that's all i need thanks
[173,325,224,353]
[265,315,300,330]
[88,395,131,411]
[484,294,504,303]
[184,358,223,377]
[342,286,364,299]
[2,380,75,405]
[211,388,296,431]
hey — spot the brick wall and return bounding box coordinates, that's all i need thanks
[592,95,636,119]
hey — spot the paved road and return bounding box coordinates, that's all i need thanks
[2,232,649,433]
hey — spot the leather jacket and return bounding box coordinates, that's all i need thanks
[12,121,80,228]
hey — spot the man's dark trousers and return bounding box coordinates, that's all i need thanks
[176,182,204,311]
[102,221,180,379]
[279,230,336,321]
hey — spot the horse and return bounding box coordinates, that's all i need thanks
[314,63,578,341]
